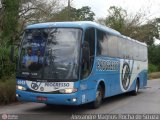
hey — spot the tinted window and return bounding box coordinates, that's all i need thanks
[97,30,118,57]
[144,46,147,61]
[118,38,126,58]
[139,45,147,61]
[97,29,147,61]
[107,35,118,57]
[97,30,107,55]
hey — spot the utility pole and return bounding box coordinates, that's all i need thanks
[68,0,70,21]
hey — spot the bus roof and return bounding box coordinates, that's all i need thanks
[121,35,147,46]
[26,21,147,46]
[26,21,121,35]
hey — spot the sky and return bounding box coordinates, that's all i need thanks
[62,0,160,42]
[154,37,160,45]
[1,0,160,20]
[63,0,160,20]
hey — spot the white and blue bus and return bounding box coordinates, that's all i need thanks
[16,21,148,108]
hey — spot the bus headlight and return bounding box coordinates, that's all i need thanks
[16,85,26,91]
[59,88,77,94]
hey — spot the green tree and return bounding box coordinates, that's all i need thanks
[0,0,19,78]
[148,45,160,65]
[1,0,20,45]
[76,6,95,21]
[103,6,159,46]
[50,6,95,21]
[133,21,159,45]
[19,0,60,24]
[50,6,77,21]
[105,6,127,32]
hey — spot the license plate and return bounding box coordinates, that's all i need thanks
[37,96,48,101]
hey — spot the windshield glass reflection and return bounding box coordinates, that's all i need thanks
[17,28,82,80]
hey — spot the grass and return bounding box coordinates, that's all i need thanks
[0,75,17,105]
[148,72,160,80]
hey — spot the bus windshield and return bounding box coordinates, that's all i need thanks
[17,28,82,81]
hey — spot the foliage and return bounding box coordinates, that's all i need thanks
[16,0,61,42]
[148,64,160,73]
[19,0,61,24]
[50,6,77,21]
[99,6,159,46]
[148,45,160,65]
[105,6,127,32]
[76,6,95,21]
[1,0,20,45]
[0,46,16,78]
[50,6,95,21]
[0,76,16,104]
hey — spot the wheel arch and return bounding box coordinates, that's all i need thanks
[96,80,106,98]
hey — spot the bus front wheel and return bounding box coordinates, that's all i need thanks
[90,84,103,109]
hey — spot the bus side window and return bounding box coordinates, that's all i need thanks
[97,30,108,56]
[81,28,95,79]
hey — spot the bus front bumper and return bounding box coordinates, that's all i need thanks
[16,90,82,105]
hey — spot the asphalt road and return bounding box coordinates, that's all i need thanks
[0,79,160,120]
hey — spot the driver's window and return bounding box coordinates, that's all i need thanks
[20,29,46,71]
[81,28,95,79]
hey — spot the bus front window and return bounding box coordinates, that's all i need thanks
[43,28,81,80]
[17,28,82,80]
[18,29,47,78]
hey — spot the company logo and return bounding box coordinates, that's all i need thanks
[2,113,8,120]
[31,82,41,90]
[121,62,131,90]
[1,114,18,120]
[40,87,44,91]
[26,81,74,92]
[97,59,119,71]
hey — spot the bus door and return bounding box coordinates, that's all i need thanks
[80,27,96,103]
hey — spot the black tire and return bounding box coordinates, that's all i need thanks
[89,85,103,109]
[131,80,139,95]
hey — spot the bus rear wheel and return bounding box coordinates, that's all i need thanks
[90,84,103,109]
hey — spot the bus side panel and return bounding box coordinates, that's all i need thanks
[128,70,147,91]
[95,57,121,97]
[143,70,148,87]
[79,57,148,104]
[138,70,148,89]
[79,78,97,104]
[136,60,148,89]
